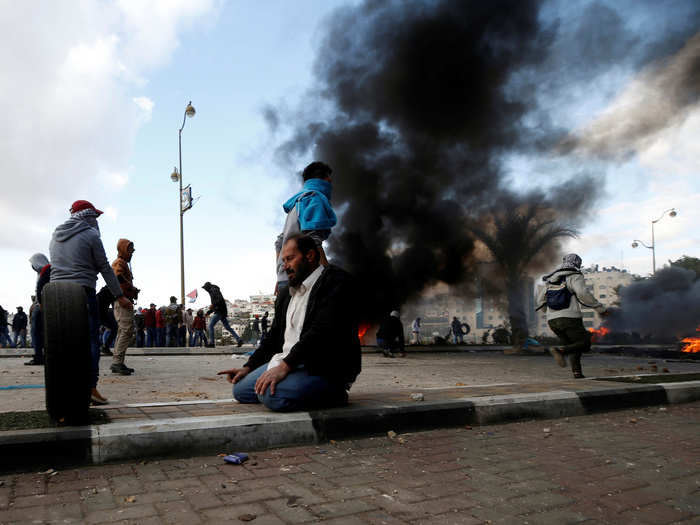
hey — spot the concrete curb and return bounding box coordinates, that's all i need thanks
[2,380,699,472]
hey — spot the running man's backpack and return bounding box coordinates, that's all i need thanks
[545,273,579,310]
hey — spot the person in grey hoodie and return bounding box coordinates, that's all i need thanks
[536,253,608,378]
[27,253,51,365]
[49,200,132,405]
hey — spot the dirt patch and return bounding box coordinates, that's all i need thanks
[0,409,110,431]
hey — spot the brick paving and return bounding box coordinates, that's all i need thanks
[1,402,698,524]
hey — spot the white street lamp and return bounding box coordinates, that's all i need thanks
[171,102,195,305]
[631,208,677,274]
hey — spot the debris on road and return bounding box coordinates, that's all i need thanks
[410,392,424,401]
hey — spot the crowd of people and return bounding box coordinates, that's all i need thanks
[4,159,605,415]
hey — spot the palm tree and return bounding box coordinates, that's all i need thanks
[469,201,578,350]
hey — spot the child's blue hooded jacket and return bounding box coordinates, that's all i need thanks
[282,179,337,231]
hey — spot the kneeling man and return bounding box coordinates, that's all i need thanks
[218,233,361,411]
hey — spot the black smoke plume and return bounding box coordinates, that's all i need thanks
[271,0,698,321]
[606,267,700,339]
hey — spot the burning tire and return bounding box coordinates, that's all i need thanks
[42,281,92,425]
[460,323,470,335]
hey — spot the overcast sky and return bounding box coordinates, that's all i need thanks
[1,0,698,312]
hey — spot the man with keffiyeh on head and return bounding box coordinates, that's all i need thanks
[49,200,132,405]
[536,253,608,379]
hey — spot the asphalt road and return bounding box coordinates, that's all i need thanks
[2,351,700,412]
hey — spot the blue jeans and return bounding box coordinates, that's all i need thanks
[13,330,27,348]
[0,326,11,347]
[193,329,206,346]
[136,330,144,347]
[157,327,165,347]
[233,363,348,412]
[84,287,100,388]
[146,327,156,347]
[165,325,178,347]
[31,308,44,361]
[208,312,241,344]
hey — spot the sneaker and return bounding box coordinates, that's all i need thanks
[382,350,395,358]
[24,358,44,366]
[91,388,109,405]
[100,346,113,356]
[573,373,586,379]
[110,363,133,375]
[548,347,567,368]
[236,339,244,347]
[205,343,215,348]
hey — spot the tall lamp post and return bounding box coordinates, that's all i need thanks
[631,208,677,274]
[171,101,196,305]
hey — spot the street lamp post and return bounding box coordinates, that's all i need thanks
[172,101,196,305]
[631,208,677,274]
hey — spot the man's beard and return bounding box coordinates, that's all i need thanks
[287,259,311,288]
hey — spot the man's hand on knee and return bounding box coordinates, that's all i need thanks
[255,362,290,396]
[217,366,250,384]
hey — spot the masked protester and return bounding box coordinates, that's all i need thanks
[49,200,132,405]
[111,239,139,375]
[536,254,608,378]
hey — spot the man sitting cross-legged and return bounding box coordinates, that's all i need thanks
[218,233,361,412]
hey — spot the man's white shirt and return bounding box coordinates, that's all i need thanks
[268,265,325,370]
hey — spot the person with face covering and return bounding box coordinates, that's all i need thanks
[218,233,361,412]
[49,200,131,405]
[111,239,139,374]
[26,253,51,365]
[536,253,608,378]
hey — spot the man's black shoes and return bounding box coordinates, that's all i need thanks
[110,363,134,375]
[24,358,44,366]
[100,345,113,356]
[237,339,244,347]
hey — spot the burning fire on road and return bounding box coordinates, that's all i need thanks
[589,326,610,343]
[681,327,700,354]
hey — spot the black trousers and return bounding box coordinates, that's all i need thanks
[548,317,591,375]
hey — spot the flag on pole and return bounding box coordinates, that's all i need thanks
[186,288,198,303]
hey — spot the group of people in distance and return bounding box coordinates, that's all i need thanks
[20,160,603,414]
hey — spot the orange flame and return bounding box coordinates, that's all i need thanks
[358,323,370,340]
[681,326,700,354]
[588,326,610,343]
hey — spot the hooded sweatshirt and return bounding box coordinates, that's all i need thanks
[49,216,122,297]
[203,282,227,316]
[112,238,139,300]
[30,253,52,304]
[275,178,337,283]
[536,268,606,321]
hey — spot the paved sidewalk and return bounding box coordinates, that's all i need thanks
[1,402,697,524]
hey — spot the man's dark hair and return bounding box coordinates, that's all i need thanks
[169,296,177,303]
[285,232,320,260]
[302,161,332,181]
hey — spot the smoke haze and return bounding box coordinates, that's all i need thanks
[272,0,700,320]
[607,267,700,338]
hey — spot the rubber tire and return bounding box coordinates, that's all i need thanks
[460,323,471,335]
[42,281,92,425]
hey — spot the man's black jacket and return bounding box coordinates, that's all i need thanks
[376,316,404,350]
[243,265,361,387]
[12,312,27,331]
[203,283,227,316]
